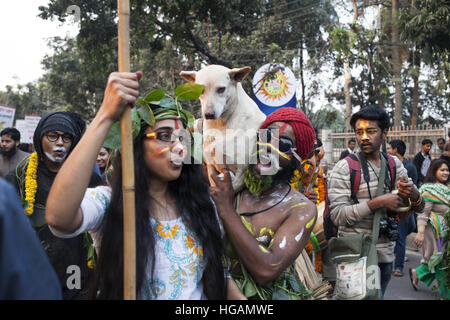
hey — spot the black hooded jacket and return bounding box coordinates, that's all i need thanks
[6,112,102,300]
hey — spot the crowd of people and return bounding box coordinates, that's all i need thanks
[0,71,448,300]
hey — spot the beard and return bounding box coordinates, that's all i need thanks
[0,145,17,159]
[244,159,297,197]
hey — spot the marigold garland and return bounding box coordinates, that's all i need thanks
[314,251,323,274]
[24,152,38,215]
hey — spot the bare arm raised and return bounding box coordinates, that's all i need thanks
[46,72,141,233]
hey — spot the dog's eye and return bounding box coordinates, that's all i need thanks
[217,87,226,94]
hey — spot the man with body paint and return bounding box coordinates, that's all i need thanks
[209,107,318,297]
[6,112,102,300]
[327,105,424,298]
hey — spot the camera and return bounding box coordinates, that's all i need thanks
[379,217,399,241]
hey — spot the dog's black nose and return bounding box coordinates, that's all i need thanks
[204,112,216,119]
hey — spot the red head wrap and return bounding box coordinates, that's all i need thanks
[259,107,316,161]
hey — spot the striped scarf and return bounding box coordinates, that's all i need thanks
[419,183,450,241]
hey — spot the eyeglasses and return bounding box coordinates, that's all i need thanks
[257,128,295,154]
[145,129,192,146]
[45,132,73,143]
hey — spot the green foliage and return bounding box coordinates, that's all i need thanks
[329,27,357,61]
[34,0,338,119]
[226,240,313,300]
[444,209,450,294]
[232,262,313,300]
[103,84,202,163]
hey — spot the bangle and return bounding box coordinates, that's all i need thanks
[410,195,423,207]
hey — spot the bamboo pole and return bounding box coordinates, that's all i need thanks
[118,0,136,300]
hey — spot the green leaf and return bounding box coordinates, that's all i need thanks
[272,288,289,300]
[180,109,195,129]
[156,96,177,109]
[137,98,147,107]
[288,272,300,292]
[174,83,204,100]
[244,280,257,298]
[131,107,141,139]
[429,252,443,270]
[104,122,121,150]
[137,105,155,127]
[144,89,165,103]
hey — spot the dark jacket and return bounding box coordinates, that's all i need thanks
[0,178,62,299]
[402,158,418,186]
[413,152,431,186]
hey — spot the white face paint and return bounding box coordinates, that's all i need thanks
[294,229,304,242]
[279,236,287,249]
[45,146,68,163]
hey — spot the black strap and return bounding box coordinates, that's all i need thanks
[238,185,292,217]
[347,154,360,204]
[372,155,387,244]
[358,152,373,200]
[381,152,393,191]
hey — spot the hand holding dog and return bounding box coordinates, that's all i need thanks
[209,167,235,217]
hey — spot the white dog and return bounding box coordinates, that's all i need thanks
[180,64,266,192]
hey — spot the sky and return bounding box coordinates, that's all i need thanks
[0,1,78,90]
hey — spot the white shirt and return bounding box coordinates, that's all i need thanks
[50,186,220,300]
[421,152,431,178]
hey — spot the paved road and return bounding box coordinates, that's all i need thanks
[384,248,441,300]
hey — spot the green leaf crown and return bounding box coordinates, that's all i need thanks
[104,83,203,151]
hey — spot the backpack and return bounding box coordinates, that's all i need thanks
[323,152,396,241]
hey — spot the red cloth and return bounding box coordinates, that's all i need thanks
[259,107,315,161]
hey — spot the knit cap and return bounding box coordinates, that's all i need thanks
[259,107,316,161]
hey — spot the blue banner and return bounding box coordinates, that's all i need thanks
[253,94,297,116]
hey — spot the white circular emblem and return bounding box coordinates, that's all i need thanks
[252,64,296,107]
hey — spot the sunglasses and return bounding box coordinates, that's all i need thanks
[257,128,295,154]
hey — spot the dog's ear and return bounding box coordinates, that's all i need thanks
[229,66,251,82]
[179,71,197,83]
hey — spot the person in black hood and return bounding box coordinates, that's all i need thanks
[7,111,102,300]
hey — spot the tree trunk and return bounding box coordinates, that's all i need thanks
[343,0,359,132]
[410,0,419,129]
[344,60,352,131]
[411,49,420,129]
[392,0,402,126]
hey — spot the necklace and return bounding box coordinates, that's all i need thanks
[238,185,292,217]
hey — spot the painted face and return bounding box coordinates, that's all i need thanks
[0,134,18,153]
[436,163,449,184]
[354,119,384,156]
[256,121,297,176]
[422,143,432,155]
[41,130,73,163]
[97,146,110,170]
[143,119,188,182]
